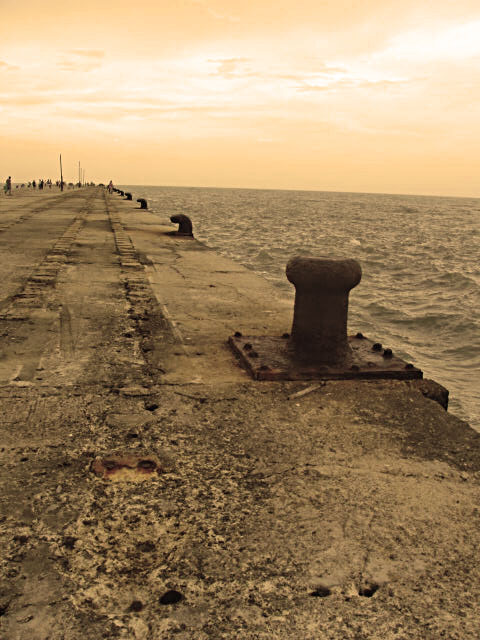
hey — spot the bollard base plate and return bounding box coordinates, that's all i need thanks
[228,334,423,381]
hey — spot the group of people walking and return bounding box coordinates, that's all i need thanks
[26,179,54,189]
[3,176,96,195]
[3,177,61,194]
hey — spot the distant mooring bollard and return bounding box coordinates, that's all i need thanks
[124,192,132,200]
[170,214,193,237]
[228,255,423,381]
[137,198,148,209]
[286,257,361,364]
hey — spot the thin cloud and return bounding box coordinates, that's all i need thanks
[301,61,347,74]
[0,91,227,117]
[56,58,104,72]
[68,49,105,58]
[207,59,350,85]
[190,0,240,23]
[296,77,408,92]
[208,57,251,77]
[57,62,102,72]
[0,95,55,106]
[0,60,19,71]
[55,49,105,72]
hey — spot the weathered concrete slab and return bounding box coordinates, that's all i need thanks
[0,188,479,639]
[0,190,95,308]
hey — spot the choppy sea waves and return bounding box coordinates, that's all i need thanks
[120,185,480,430]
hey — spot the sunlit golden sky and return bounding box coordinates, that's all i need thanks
[2,0,480,195]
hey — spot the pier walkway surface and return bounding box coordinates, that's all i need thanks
[0,187,479,639]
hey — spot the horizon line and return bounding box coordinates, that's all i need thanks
[8,180,479,200]
[114,183,480,200]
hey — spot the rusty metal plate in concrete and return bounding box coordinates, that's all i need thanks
[91,455,164,482]
[228,334,423,381]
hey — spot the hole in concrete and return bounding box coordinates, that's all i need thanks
[359,583,379,597]
[145,402,159,412]
[137,541,155,553]
[63,536,77,550]
[126,431,139,439]
[160,590,183,605]
[137,459,156,471]
[310,586,331,598]
[91,455,161,481]
[128,600,144,612]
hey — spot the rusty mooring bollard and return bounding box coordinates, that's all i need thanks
[170,214,193,237]
[286,257,362,364]
[137,198,148,209]
[124,192,132,200]
[228,255,423,380]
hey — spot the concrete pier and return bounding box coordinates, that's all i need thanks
[0,187,479,639]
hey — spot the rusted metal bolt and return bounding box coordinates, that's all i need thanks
[234,331,242,338]
[248,350,259,358]
[383,348,393,358]
[124,192,132,200]
[372,343,382,351]
[137,198,148,209]
[405,363,414,369]
[243,343,252,351]
[170,214,193,237]
[286,257,362,364]
[282,332,290,339]
[356,332,365,339]
[259,364,270,371]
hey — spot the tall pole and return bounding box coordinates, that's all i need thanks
[59,154,64,192]
[78,161,81,187]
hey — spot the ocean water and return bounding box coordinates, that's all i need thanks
[120,185,480,430]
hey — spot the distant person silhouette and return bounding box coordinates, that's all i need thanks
[4,176,12,195]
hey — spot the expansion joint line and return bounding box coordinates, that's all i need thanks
[105,192,157,312]
[104,192,183,376]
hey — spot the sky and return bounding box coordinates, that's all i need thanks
[1,0,480,196]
